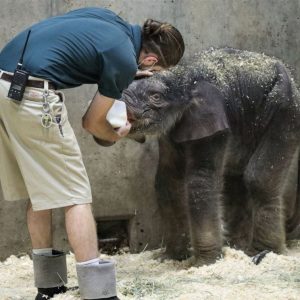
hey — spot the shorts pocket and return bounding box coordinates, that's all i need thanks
[21,90,68,142]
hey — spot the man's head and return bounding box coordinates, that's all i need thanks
[139,19,185,71]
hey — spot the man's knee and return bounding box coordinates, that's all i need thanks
[64,203,93,212]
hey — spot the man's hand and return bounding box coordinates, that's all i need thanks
[135,69,154,78]
[93,121,132,147]
[115,121,132,137]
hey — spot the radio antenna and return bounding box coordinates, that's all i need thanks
[18,29,31,68]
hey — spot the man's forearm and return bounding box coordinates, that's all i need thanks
[82,92,121,142]
[82,92,132,142]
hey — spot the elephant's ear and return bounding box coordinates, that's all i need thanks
[171,81,229,143]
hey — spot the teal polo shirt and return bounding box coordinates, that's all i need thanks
[0,7,142,99]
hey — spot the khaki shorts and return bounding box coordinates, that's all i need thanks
[0,72,92,211]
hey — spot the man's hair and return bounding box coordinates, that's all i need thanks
[142,19,185,68]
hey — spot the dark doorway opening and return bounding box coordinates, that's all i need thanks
[96,219,129,254]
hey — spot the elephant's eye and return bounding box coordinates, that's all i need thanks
[151,93,161,101]
[149,93,168,109]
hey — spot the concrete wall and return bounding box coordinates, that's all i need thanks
[0,0,299,260]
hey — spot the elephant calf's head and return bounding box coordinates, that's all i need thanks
[122,71,187,138]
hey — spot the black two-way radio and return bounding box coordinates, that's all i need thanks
[7,30,31,101]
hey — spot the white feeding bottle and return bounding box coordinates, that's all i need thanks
[106,100,128,128]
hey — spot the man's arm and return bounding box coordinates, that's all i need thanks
[82,92,131,142]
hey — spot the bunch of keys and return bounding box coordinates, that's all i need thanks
[41,90,52,128]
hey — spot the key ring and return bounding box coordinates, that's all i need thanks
[41,113,53,128]
[41,89,53,128]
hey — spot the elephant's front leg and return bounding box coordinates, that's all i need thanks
[184,134,228,265]
[155,138,190,260]
[223,173,254,253]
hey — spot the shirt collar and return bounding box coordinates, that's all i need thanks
[130,25,142,62]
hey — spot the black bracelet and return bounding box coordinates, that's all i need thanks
[93,136,116,147]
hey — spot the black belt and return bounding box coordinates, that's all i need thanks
[0,72,56,90]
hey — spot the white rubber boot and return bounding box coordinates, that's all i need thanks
[33,250,68,299]
[76,259,118,299]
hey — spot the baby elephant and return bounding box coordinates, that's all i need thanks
[122,48,300,266]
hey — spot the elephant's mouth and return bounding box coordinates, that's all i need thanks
[129,118,160,136]
[126,108,137,123]
[126,106,146,133]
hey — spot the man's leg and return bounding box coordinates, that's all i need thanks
[65,204,118,300]
[27,202,52,249]
[27,202,67,300]
[64,204,98,262]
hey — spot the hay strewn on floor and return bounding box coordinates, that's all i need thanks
[1,242,300,300]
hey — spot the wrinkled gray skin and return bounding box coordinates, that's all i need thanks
[121,48,300,266]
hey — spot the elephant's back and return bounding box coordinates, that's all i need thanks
[189,48,300,143]
[190,48,278,89]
